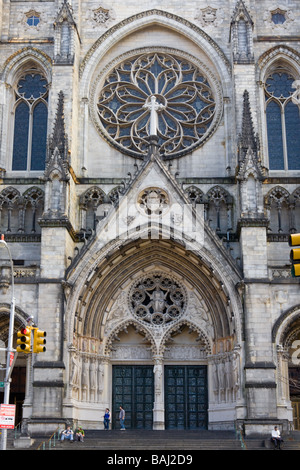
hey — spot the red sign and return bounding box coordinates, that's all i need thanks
[0,404,15,429]
[9,353,14,366]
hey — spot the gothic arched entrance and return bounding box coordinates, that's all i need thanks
[65,236,243,430]
[273,306,300,430]
[107,318,211,431]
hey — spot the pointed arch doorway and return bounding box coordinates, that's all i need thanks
[111,364,208,430]
[66,237,243,430]
[108,321,210,431]
[273,307,300,430]
[283,316,300,430]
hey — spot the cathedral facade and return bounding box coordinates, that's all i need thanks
[0,0,300,437]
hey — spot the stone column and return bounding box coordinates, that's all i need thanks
[28,223,73,436]
[153,356,164,430]
[240,220,279,435]
[95,357,111,429]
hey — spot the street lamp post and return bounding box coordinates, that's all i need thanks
[0,236,15,451]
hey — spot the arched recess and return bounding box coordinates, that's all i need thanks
[78,10,233,166]
[0,303,31,424]
[0,303,29,340]
[257,46,300,171]
[64,228,244,428]
[80,9,231,97]
[68,238,240,347]
[159,319,212,357]
[272,305,300,429]
[264,185,290,233]
[104,319,157,356]
[0,47,52,172]
[1,47,52,84]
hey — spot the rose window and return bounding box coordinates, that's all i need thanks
[97,51,218,158]
[137,187,169,216]
[129,273,186,326]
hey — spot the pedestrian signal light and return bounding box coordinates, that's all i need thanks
[33,329,46,353]
[289,233,300,277]
[16,327,31,353]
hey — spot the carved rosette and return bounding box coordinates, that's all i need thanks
[137,188,169,217]
[96,49,219,158]
[129,272,187,327]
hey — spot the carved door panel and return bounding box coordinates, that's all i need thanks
[165,365,208,429]
[112,365,154,429]
[292,401,300,430]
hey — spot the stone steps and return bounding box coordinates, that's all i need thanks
[7,429,300,451]
[34,430,252,451]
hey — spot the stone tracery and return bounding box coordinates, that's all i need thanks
[129,272,186,326]
[97,51,218,158]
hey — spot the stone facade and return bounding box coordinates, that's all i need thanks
[0,0,299,437]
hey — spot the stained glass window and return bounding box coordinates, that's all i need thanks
[285,101,300,170]
[265,71,300,170]
[266,101,284,170]
[26,15,40,27]
[12,72,48,171]
[271,12,286,24]
[97,52,218,158]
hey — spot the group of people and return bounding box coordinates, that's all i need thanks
[104,406,126,430]
[61,419,284,448]
[60,425,85,442]
[60,405,126,442]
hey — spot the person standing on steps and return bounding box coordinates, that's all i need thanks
[119,406,125,430]
[104,408,111,430]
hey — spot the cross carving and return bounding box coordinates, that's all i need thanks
[143,95,164,136]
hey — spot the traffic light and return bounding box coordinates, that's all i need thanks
[16,327,32,353]
[33,328,46,353]
[289,233,300,277]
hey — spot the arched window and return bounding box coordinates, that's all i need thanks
[79,186,109,232]
[264,186,290,233]
[265,68,300,171]
[12,69,48,171]
[206,186,233,234]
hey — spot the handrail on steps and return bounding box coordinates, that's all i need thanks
[37,427,60,450]
[235,425,247,450]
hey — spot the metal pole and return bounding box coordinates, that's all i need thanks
[0,238,15,451]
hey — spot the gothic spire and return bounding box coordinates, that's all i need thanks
[54,0,75,27]
[238,90,258,160]
[231,0,253,25]
[48,90,68,161]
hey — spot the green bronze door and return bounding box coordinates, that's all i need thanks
[165,365,208,429]
[112,365,154,429]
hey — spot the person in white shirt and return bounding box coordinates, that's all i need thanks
[119,405,126,430]
[271,426,283,449]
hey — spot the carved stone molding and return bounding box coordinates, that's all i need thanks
[80,9,231,77]
[194,6,225,28]
[86,4,116,29]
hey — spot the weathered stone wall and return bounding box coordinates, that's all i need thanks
[0,0,299,435]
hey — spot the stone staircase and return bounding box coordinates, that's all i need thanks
[53,429,245,451]
[6,429,300,451]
